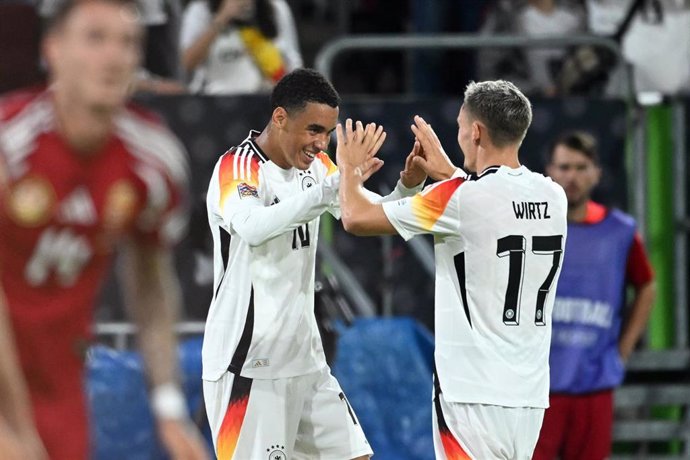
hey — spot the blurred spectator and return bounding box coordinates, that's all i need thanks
[533,131,655,460]
[180,0,302,94]
[137,0,184,80]
[606,0,690,95]
[409,0,489,95]
[33,0,188,94]
[478,0,585,96]
[330,0,409,94]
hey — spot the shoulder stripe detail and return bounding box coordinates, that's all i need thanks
[232,145,244,181]
[244,139,267,164]
[244,151,256,182]
[218,146,261,208]
[0,95,53,177]
[316,151,338,177]
[412,177,465,231]
[115,111,190,186]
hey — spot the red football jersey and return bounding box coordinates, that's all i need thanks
[0,89,189,390]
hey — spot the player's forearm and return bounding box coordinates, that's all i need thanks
[228,177,336,246]
[135,285,179,388]
[339,167,394,236]
[365,179,424,204]
[121,246,181,389]
[619,281,656,361]
[0,293,38,435]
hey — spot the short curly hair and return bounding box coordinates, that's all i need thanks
[271,68,341,115]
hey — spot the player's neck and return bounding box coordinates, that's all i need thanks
[255,125,289,169]
[52,92,115,155]
[476,147,520,173]
[567,202,588,223]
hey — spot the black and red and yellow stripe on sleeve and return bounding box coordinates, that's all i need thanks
[316,152,338,177]
[219,149,261,210]
[411,177,464,231]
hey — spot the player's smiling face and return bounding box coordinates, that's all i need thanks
[45,1,142,112]
[273,102,338,170]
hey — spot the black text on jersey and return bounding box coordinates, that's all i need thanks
[512,201,551,220]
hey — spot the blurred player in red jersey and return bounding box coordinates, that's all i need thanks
[0,1,209,459]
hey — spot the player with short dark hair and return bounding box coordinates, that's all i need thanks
[202,67,425,459]
[336,80,568,459]
[533,131,655,460]
[270,67,341,112]
[0,1,208,459]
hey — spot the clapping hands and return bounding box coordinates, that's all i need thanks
[410,115,458,181]
[335,119,387,182]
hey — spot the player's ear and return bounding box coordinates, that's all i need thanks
[471,121,482,146]
[272,107,288,129]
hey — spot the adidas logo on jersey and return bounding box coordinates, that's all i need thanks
[252,359,270,368]
[58,187,97,225]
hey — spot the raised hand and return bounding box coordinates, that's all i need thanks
[336,119,386,182]
[410,115,458,181]
[400,140,427,188]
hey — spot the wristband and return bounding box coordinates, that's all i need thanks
[151,383,187,420]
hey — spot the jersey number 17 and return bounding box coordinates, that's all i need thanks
[496,234,563,326]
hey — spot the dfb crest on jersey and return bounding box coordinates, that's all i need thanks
[301,175,316,190]
[266,445,286,460]
[237,182,258,199]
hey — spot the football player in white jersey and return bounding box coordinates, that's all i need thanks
[336,80,568,459]
[202,68,425,459]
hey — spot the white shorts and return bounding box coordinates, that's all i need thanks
[433,390,544,460]
[203,366,373,459]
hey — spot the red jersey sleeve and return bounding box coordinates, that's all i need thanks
[625,232,654,287]
[126,118,190,248]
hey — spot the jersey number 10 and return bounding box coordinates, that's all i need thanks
[496,235,563,326]
[292,224,311,250]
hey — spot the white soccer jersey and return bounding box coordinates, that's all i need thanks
[383,165,568,408]
[203,131,420,381]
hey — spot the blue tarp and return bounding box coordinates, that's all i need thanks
[87,318,435,459]
[333,317,435,460]
[87,337,210,460]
